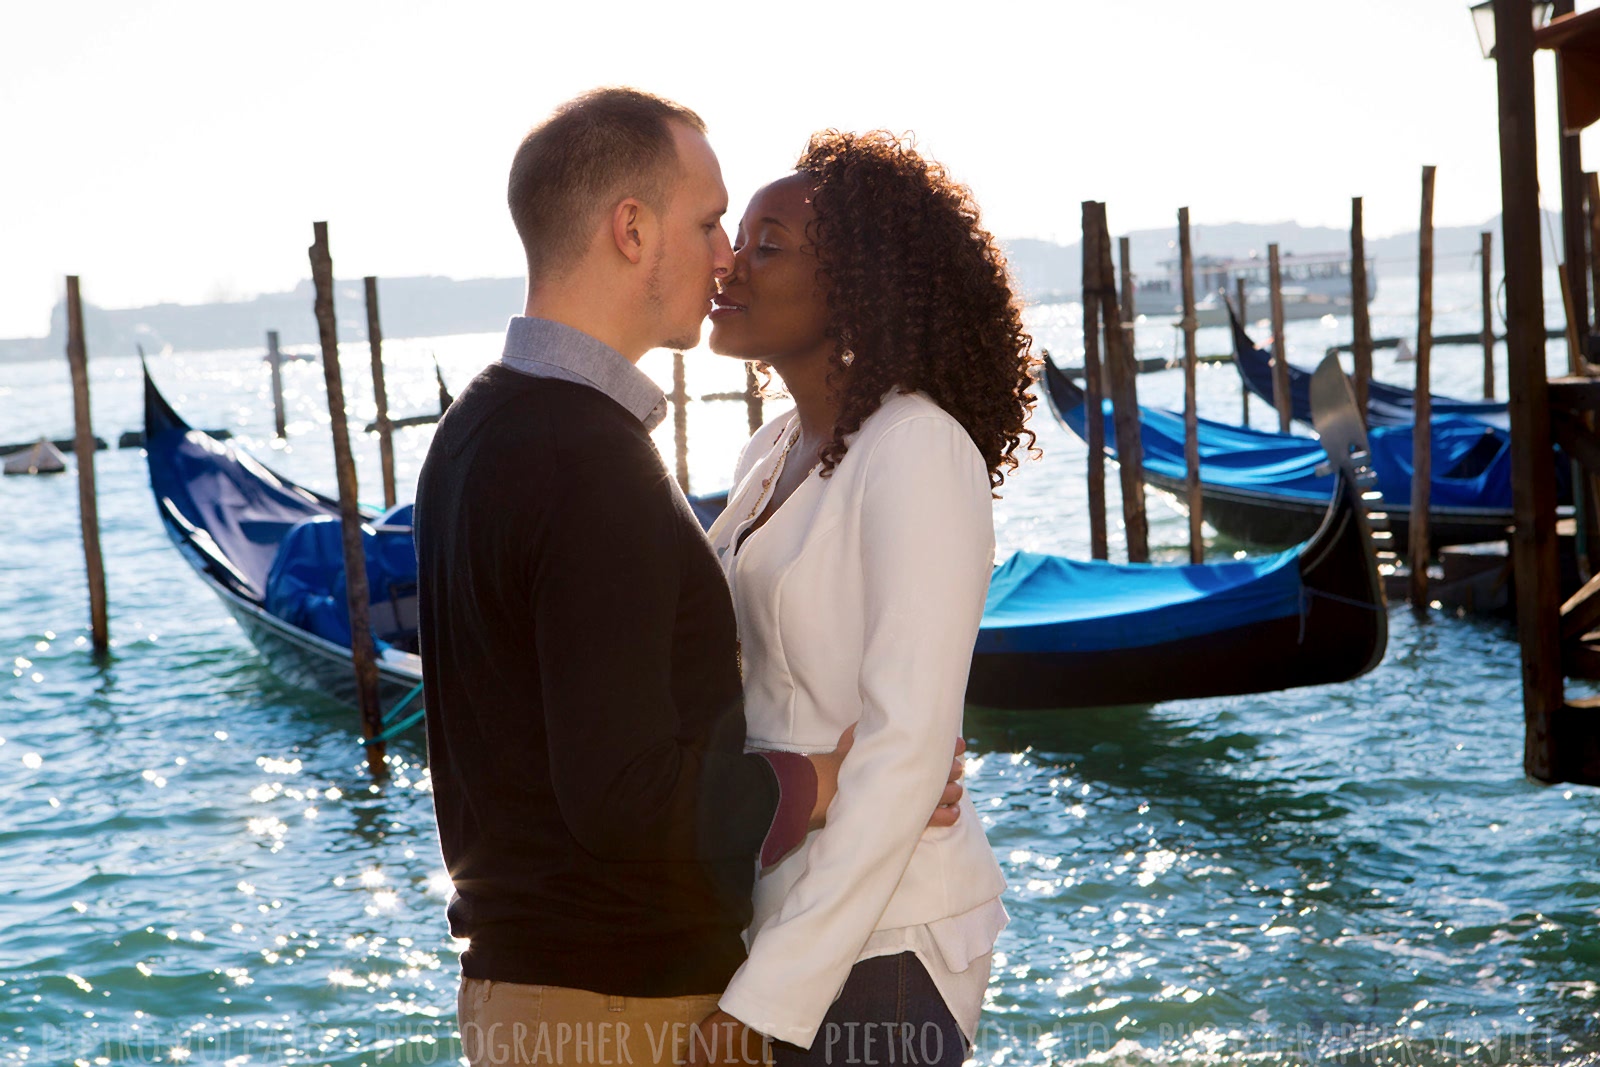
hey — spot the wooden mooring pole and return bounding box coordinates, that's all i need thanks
[672,351,690,495]
[1588,173,1600,350]
[309,223,386,776]
[1409,166,1437,615]
[1268,244,1291,433]
[1351,198,1373,420]
[1178,207,1203,564]
[268,330,287,439]
[363,277,397,510]
[1119,236,1136,352]
[1236,276,1250,427]
[1095,202,1148,563]
[1554,0,1590,367]
[1482,233,1497,400]
[1081,202,1109,562]
[1494,0,1564,783]
[65,277,109,656]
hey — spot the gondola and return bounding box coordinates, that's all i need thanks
[1039,357,1519,548]
[966,354,1386,709]
[147,358,1384,715]
[144,364,427,715]
[1229,303,1508,429]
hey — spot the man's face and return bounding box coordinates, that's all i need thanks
[646,124,734,351]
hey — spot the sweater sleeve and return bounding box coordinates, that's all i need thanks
[530,453,783,864]
[717,416,996,1047]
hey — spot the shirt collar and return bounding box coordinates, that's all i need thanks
[499,316,668,431]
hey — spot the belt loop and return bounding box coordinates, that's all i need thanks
[608,994,626,1013]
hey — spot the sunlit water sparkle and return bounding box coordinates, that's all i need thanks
[2,267,1598,1065]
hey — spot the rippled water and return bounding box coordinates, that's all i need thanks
[2,268,1598,1065]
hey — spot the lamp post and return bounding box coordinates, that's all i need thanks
[1470,0,1553,58]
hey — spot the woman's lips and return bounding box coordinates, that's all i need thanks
[709,299,746,320]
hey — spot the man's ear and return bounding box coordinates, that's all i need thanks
[610,198,649,265]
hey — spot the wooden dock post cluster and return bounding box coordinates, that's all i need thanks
[308,222,387,776]
[1081,201,1148,562]
[1235,277,1250,427]
[1490,0,1600,785]
[65,277,110,656]
[662,355,764,496]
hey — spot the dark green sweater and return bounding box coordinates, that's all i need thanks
[416,364,780,995]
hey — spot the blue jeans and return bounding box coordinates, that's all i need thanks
[773,952,966,1067]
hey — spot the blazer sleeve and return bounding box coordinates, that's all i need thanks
[716,415,995,1048]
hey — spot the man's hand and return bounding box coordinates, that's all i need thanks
[805,730,967,831]
[929,735,967,829]
[687,1008,767,1067]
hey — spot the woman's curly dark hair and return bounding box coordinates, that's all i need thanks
[796,129,1038,488]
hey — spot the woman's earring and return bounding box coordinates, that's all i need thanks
[841,349,855,368]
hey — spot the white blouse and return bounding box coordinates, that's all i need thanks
[709,391,1008,1049]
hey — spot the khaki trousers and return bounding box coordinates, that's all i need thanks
[458,977,769,1067]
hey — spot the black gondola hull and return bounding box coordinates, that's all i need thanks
[967,472,1386,709]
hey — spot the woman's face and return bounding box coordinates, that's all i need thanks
[707,174,833,366]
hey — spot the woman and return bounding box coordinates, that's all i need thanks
[703,131,1037,1064]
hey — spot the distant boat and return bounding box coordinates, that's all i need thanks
[1039,356,1520,549]
[2,438,68,476]
[1228,302,1509,429]
[1139,250,1377,326]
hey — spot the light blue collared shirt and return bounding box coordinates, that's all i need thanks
[498,316,668,431]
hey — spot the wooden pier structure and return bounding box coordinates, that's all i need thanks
[1490,0,1600,785]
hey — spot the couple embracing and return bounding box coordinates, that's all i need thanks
[415,87,1037,1067]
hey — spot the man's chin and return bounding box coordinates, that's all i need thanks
[661,328,704,352]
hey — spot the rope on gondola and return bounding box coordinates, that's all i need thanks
[357,679,426,746]
[1297,586,1386,644]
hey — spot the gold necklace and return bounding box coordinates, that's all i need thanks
[742,421,803,526]
[732,420,801,682]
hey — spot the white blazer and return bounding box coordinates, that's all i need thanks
[709,391,1007,1048]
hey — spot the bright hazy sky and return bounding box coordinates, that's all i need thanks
[3,0,1597,338]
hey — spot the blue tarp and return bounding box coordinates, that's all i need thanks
[975,546,1304,654]
[263,508,418,649]
[1061,396,1513,510]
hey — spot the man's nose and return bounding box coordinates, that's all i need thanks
[711,226,734,278]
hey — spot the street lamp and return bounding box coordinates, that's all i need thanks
[1470,0,1555,59]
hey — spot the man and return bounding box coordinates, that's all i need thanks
[415,88,963,1067]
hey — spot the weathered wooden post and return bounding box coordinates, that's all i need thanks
[1178,207,1203,564]
[672,351,690,495]
[1119,235,1137,359]
[1081,202,1109,561]
[1268,244,1291,433]
[363,277,397,510]
[1095,202,1149,563]
[1410,166,1437,615]
[267,330,287,439]
[1554,0,1590,367]
[1351,197,1374,420]
[1588,173,1600,344]
[309,223,385,776]
[744,364,763,436]
[1494,1,1563,782]
[1236,275,1250,427]
[65,277,109,656]
[1482,233,1497,400]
